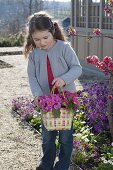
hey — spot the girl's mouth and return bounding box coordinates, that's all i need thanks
[41,46,47,49]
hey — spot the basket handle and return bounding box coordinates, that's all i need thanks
[51,86,56,95]
[51,86,66,98]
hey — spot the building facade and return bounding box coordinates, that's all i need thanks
[71,0,113,68]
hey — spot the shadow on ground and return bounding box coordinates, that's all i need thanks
[0,60,13,69]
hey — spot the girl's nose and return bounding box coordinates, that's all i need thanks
[40,39,45,46]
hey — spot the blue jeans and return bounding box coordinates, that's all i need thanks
[39,122,73,170]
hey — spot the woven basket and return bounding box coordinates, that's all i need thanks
[41,108,73,131]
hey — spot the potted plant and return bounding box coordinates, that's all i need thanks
[37,90,79,131]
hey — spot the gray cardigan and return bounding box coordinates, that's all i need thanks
[27,40,82,97]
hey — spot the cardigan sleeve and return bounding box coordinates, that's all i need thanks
[60,43,82,85]
[27,52,43,97]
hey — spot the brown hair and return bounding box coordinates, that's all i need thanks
[23,11,67,58]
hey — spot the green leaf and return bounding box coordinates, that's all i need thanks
[52,109,60,118]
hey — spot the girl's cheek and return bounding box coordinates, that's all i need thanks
[35,42,40,48]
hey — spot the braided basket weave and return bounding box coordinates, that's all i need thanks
[41,108,73,131]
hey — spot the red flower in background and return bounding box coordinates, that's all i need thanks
[108,62,113,74]
[93,28,101,36]
[103,56,112,67]
[108,0,113,6]
[67,26,76,36]
[86,55,113,75]
[86,55,99,64]
[104,0,113,16]
[108,95,113,100]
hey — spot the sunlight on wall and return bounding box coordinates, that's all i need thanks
[92,0,100,2]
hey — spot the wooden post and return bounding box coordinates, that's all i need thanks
[107,74,113,141]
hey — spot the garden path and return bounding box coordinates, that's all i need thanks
[0,54,42,170]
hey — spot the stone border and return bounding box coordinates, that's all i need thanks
[0,47,23,56]
[11,109,42,138]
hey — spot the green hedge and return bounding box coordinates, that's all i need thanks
[0,33,24,47]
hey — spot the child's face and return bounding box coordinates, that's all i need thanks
[32,30,55,50]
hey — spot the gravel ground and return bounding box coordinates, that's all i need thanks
[0,54,42,170]
[0,54,82,170]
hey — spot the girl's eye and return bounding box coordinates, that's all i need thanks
[44,37,48,39]
[33,39,39,41]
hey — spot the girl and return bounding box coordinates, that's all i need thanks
[24,11,82,170]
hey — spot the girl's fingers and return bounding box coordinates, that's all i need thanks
[52,78,65,88]
[52,78,58,85]
[55,82,63,88]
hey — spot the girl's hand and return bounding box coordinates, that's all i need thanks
[34,96,39,106]
[52,77,66,88]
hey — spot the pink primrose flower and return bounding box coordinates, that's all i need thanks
[38,91,79,113]
[54,103,61,109]
[72,96,79,106]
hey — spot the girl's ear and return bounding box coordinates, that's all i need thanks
[52,22,58,35]
[53,22,58,30]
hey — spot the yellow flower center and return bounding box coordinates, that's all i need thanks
[49,101,52,105]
